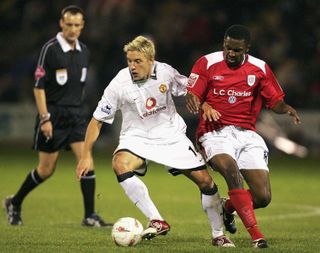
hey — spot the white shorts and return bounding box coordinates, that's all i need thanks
[114,135,205,170]
[199,126,269,171]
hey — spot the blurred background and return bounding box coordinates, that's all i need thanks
[0,0,319,157]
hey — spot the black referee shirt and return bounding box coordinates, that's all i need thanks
[34,32,90,106]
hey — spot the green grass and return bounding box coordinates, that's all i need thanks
[1,148,320,252]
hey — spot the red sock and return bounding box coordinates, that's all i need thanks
[246,189,256,208]
[228,189,265,241]
[225,199,235,214]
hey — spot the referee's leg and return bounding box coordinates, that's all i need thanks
[71,142,112,227]
[4,151,59,225]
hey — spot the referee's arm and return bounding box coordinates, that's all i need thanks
[34,87,52,139]
[33,88,49,116]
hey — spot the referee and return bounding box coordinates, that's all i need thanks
[4,5,112,227]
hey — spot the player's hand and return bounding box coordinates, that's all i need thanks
[41,121,53,141]
[186,92,200,114]
[76,157,94,180]
[287,106,301,125]
[202,102,221,122]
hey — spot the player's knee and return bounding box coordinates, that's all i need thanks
[37,164,56,179]
[112,155,129,174]
[224,168,243,188]
[112,159,121,173]
[210,159,242,187]
[254,194,271,209]
[188,169,214,190]
[198,175,214,190]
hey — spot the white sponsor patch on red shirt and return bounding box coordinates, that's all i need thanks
[187,73,199,88]
[213,75,224,81]
[35,65,46,81]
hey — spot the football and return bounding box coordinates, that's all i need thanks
[111,217,144,247]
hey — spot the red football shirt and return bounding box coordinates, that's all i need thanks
[187,51,285,140]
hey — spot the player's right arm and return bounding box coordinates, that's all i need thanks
[76,117,103,180]
[33,43,52,140]
[186,56,210,114]
[33,87,52,140]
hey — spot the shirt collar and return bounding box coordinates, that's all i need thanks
[56,32,81,52]
[241,54,247,65]
[150,63,157,80]
[131,62,158,85]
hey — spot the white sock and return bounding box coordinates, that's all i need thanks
[120,176,163,221]
[202,192,224,238]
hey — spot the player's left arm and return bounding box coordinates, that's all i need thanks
[76,117,103,180]
[262,64,301,125]
[198,102,221,122]
[169,64,189,97]
[271,100,301,125]
[168,63,202,114]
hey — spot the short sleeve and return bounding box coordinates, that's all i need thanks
[93,78,120,124]
[260,64,285,109]
[187,56,209,103]
[34,45,51,89]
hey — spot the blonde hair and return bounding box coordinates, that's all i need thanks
[123,36,155,60]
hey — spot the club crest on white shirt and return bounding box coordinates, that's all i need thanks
[159,84,167,93]
[247,75,256,86]
[146,97,156,110]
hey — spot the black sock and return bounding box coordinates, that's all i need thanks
[12,169,44,206]
[80,170,96,218]
[201,183,218,195]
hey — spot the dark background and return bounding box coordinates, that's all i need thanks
[0,0,319,111]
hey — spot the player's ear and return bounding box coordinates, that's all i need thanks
[59,18,64,29]
[222,40,226,50]
[246,44,251,53]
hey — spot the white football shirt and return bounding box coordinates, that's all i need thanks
[94,61,205,169]
[94,61,188,144]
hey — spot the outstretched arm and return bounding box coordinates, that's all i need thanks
[185,92,201,114]
[76,117,103,180]
[271,101,301,125]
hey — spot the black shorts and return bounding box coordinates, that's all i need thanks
[33,105,87,153]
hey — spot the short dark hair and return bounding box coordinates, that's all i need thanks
[224,25,251,44]
[61,5,85,20]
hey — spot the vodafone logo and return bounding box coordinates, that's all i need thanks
[142,97,166,118]
[146,97,156,110]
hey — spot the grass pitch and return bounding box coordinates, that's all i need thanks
[1,148,320,253]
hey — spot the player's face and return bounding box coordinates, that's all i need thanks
[60,12,84,47]
[223,36,249,68]
[127,51,154,81]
